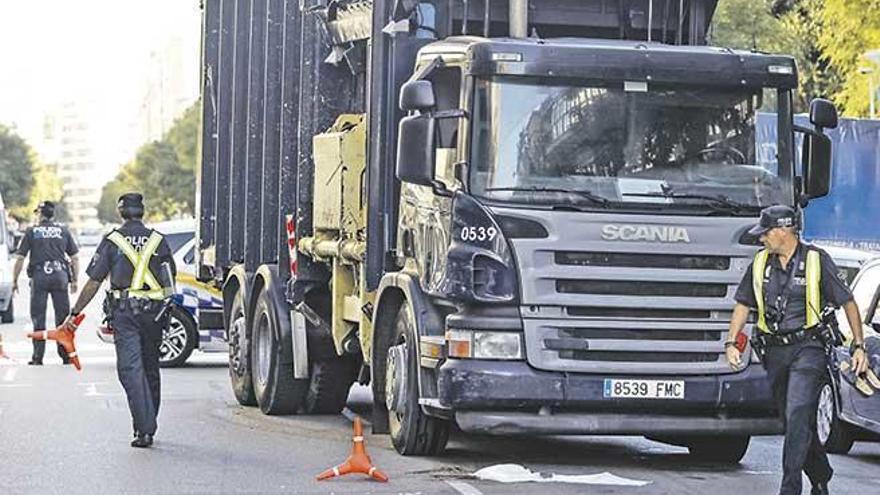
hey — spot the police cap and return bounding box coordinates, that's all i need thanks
[747,205,799,236]
[34,200,55,218]
[117,193,145,219]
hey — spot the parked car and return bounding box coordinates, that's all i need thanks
[816,243,878,286]
[0,194,15,323]
[816,255,880,454]
[97,219,226,367]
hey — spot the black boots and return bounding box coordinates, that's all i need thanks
[131,433,154,448]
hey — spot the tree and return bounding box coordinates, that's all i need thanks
[98,100,200,223]
[0,124,36,212]
[817,0,880,116]
[14,162,67,222]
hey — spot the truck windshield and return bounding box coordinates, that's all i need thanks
[470,77,792,213]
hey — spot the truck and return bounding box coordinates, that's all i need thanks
[196,0,839,462]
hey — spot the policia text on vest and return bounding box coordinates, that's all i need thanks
[11,201,80,365]
[726,205,868,495]
[63,193,176,449]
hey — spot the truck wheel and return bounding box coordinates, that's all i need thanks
[251,282,308,415]
[302,358,358,414]
[818,382,854,454]
[159,305,197,368]
[228,289,257,406]
[386,304,449,456]
[686,436,750,464]
[1,299,13,323]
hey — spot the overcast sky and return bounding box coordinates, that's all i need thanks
[0,0,201,174]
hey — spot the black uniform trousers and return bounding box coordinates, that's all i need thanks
[764,341,833,495]
[30,267,70,363]
[111,300,164,436]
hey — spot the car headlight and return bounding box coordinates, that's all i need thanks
[446,329,523,360]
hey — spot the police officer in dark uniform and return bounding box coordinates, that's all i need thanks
[63,193,176,448]
[726,205,869,495]
[11,201,80,365]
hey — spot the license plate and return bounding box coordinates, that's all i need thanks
[603,379,685,399]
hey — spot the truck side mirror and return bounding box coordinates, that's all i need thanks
[399,80,436,111]
[802,131,831,199]
[810,98,838,130]
[396,114,436,186]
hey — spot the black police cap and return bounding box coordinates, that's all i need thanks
[117,193,144,209]
[34,200,55,217]
[747,205,799,236]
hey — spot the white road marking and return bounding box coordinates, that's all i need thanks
[3,368,17,382]
[446,481,483,495]
[84,383,99,396]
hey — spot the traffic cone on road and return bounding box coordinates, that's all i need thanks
[315,416,389,482]
[0,332,9,360]
[27,314,85,371]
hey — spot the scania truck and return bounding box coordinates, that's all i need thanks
[196,0,838,462]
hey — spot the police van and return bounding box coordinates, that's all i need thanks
[0,193,15,323]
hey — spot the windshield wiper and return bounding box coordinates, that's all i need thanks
[484,187,609,206]
[621,190,753,214]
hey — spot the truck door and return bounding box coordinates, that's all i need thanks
[398,64,463,293]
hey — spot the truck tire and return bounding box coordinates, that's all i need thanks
[159,304,197,368]
[1,299,13,323]
[818,382,854,454]
[228,289,257,406]
[251,282,308,415]
[302,358,358,414]
[386,304,449,456]
[686,436,750,464]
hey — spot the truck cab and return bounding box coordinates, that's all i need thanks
[375,28,840,459]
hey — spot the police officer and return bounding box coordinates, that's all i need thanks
[63,193,176,448]
[727,205,868,495]
[11,201,80,365]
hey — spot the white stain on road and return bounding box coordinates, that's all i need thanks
[474,464,651,487]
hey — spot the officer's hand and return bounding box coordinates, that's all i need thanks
[726,346,743,369]
[852,347,869,376]
[61,315,78,333]
[69,280,78,294]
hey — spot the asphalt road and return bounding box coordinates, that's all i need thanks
[2,251,880,494]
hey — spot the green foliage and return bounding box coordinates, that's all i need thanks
[99,100,200,223]
[16,162,66,221]
[818,0,880,116]
[0,124,36,211]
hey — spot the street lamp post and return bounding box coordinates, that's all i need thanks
[859,67,876,118]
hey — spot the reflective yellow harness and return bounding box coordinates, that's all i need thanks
[752,248,822,333]
[107,231,168,300]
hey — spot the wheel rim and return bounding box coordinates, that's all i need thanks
[229,312,247,374]
[255,311,271,386]
[385,342,408,415]
[817,383,834,445]
[159,316,188,362]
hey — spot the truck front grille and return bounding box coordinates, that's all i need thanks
[556,280,728,298]
[555,251,730,270]
[557,351,719,363]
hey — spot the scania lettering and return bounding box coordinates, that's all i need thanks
[601,224,692,243]
[197,0,838,463]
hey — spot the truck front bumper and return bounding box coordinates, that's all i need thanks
[437,359,782,436]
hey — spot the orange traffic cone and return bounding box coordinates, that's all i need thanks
[316,416,389,482]
[27,314,85,371]
[0,332,9,360]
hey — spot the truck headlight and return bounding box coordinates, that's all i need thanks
[446,330,523,360]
